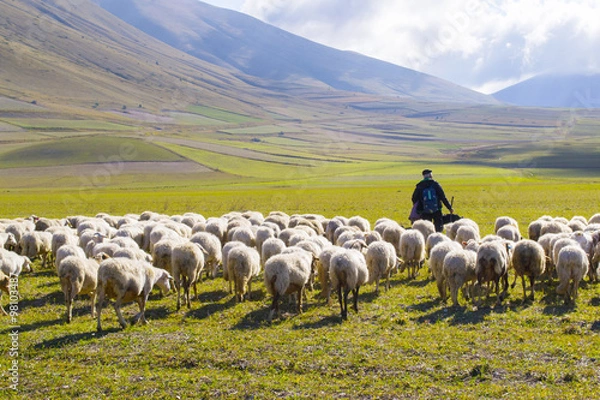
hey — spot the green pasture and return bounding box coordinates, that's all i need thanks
[0,136,184,168]
[186,105,263,124]
[0,119,135,131]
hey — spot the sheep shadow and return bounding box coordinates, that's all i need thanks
[18,291,64,310]
[184,296,237,320]
[415,303,493,326]
[0,317,64,334]
[591,321,600,332]
[231,307,271,330]
[406,297,440,313]
[590,297,600,307]
[141,305,170,322]
[293,314,341,329]
[197,289,231,303]
[33,329,118,350]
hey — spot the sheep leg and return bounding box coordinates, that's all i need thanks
[268,292,280,322]
[175,276,182,311]
[135,296,148,325]
[521,275,528,301]
[297,286,304,314]
[385,271,391,292]
[528,276,535,300]
[95,288,105,332]
[337,285,346,320]
[90,291,97,319]
[375,278,380,295]
[113,297,127,329]
[352,286,359,313]
[510,273,518,289]
[247,279,252,301]
[184,277,191,309]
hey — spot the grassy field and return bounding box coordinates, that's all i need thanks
[1,181,599,399]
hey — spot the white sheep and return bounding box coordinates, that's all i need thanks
[316,245,344,304]
[326,217,346,243]
[96,257,173,331]
[229,226,256,248]
[588,213,600,225]
[540,219,572,236]
[171,242,206,310]
[227,244,261,302]
[329,248,369,320]
[365,241,400,294]
[510,239,546,301]
[190,232,223,278]
[399,229,426,279]
[494,216,519,234]
[425,232,451,258]
[263,212,290,231]
[429,240,463,301]
[113,247,152,262]
[20,231,52,268]
[151,237,186,274]
[348,215,371,232]
[590,242,600,282]
[475,240,511,306]
[446,218,479,241]
[222,241,247,293]
[455,225,480,247]
[496,225,521,242]
[443,248,478,307]
[264,248,315,321]
[527,219,546,241]
[412,219,435,243]
[260,237,286,268]
[54,244,86,273]
[0,249,32,276]
[58,256,100,323]
[556,245,589,305]
[0,232,17,251]
[255,226,276,257]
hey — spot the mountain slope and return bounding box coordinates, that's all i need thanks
[493,74,600,108]
[0,0,280,113]
[95,0,497,105]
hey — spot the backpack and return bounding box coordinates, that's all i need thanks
[421,185,439,213]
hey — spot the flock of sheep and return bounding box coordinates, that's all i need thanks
[1,210,599,329]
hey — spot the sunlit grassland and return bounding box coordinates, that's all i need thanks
[186,105,263,124]
[0,136,184,168]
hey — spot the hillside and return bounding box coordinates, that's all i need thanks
[0,0,288,113]
[493,74,600,108]
[94,0,497,105]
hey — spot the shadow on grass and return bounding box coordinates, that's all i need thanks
[591,321,600,332]
[231,307,271,330]
[184,296,237,320]
[19,290,64,310]
[293,314,341,329]
[0,317,64,334]
[33,328,120,350]
[415,303,493,325]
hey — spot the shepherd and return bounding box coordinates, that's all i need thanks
[410,169,454,233]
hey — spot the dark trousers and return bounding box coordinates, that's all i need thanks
[420,211,444,233]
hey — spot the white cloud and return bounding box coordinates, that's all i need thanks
[206,0,600,93]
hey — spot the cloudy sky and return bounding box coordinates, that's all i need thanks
[201,0,600,94]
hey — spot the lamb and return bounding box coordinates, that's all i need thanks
[475,240,511,306]
[443,248,478,307]
[0,249,32,276]
[555,245,589,305]
[510,239,546,301]
[329,248,369,320]
[20,231,52,268]
[58,256,100,323]
[429,241,463,301]
[171,242,206,310]
[264,248,316,321]
[190,232,223,278]
[412,219,435,243]
[365,241,400,294]
[399,229,426,279]
[227,244,261,302]
[96,257,173,331]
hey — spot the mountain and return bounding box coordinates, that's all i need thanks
[493,74,600,108]
[94,0,497,105]
[0,0,283,113]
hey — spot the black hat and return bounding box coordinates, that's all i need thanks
[422,169,432,175]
